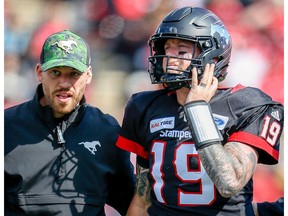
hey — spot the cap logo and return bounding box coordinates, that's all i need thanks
[41,30,90,72]
[52,40,78,54]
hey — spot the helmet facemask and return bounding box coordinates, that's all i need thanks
[148,37,214,90]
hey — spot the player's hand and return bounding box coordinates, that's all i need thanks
[185,63,218,103]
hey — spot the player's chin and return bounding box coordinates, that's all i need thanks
[53,102,76,115]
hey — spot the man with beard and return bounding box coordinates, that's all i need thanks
[5,30,135,216]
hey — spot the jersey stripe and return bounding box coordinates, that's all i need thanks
[116,136,149,159]
[228,131,279,163]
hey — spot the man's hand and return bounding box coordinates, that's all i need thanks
[186,63,218,103]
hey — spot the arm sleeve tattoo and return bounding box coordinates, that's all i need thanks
[198,141,258,197]
[136,163,151,204]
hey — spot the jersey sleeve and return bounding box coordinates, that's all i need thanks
[227,87,284,164]
[116,93,150,165]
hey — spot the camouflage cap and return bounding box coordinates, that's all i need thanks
[40,30,91,73]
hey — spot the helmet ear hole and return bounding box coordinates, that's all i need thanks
[202,40,212,49]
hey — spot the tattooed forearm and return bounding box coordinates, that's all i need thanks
[197,142,258,197]
[136,163,151,203]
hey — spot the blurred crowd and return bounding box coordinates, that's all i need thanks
[4,0,284,214]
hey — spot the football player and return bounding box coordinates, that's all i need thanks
[116,6,284,216]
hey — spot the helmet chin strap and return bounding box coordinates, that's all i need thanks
[162,80,191,90]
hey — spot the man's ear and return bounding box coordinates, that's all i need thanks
[86,66,93,85]
[35,63,43,82]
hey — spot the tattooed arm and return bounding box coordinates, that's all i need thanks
[126,163,151,216]
[197,141,259,198]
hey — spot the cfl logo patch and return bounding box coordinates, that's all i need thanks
[212,114,229,130]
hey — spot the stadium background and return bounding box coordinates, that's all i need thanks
[4,0,284,215]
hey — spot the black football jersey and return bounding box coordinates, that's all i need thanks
[116,84,284,216]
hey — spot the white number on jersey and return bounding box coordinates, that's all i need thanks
[151,141,216,206]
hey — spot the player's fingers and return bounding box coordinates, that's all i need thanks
[211,76,218,93]
[200,63,214,88]
[206,63,215,86]
[200,64,210,85]
[191,67,198,89]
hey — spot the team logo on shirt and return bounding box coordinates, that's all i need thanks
[150,117,175,133]
[160,130,192,140]
[79,141,101,155]
[212,114,229,130]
